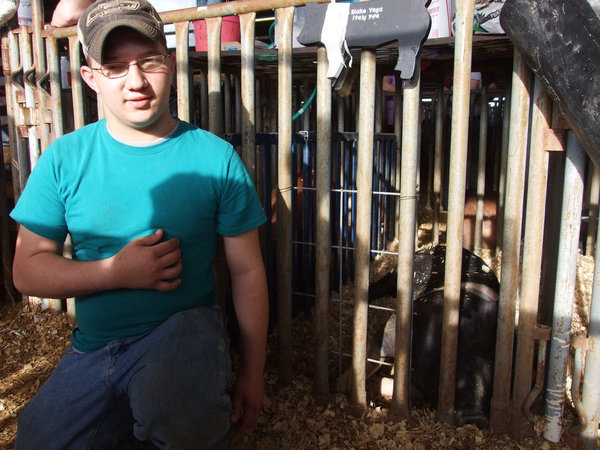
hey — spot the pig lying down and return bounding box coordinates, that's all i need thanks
[337,245,499,428]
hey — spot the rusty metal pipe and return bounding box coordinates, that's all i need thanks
[438,0,474,424]
[391,63,421,420]
[432,88,444,245]
[521,324,551,420]
[19,28,40,167]
[276,6,294,386]
[4,31,27,200]
[496,87,511,254]
[510,77,551,440]
[585,166,600,256]
[206,17,222,135]
[473,85,488,254]
[31,0,51,151]
[490,50,531,434]
[544,131,586,442]
[240,12,256,182]
[45,36,64,139]
[352,48,376,408]
[68,36,85,130]
[223,74,232,133]
[314,45,331,397]
[175,21,191,123]
[580,215,600,448]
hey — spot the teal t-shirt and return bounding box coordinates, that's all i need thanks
[11,120,266,352]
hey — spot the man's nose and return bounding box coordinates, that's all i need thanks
[125,63,148,89]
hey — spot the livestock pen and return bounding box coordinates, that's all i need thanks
[0,0,599,447]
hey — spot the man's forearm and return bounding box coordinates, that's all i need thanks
[231,267,269,374]
[13,250,115,299]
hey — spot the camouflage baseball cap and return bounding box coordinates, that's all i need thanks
[77,0,166,62]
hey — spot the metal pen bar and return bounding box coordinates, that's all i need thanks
[544,131,586,443]
[352,48,376,408]
[240,12,257,183]
[490,50,530,433]
[314,45,331,396]
[391,63,421,420]
[510,77,551,440]
[276,6,294,385]
[438,0,474,424]
[175,21,191,123]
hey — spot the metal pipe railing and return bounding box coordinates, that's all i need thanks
[473,84,488,254]
[509,77,552,440]
[432,88,444,245]
[67,35,84,130]
[276,6,294,386]
[438,0,474,424]
[314,45,331,397]
[175,21,191,122]
[206,17,222,135]
[585,165,600,256]
[544,131,586,443]
[351,48,377,408]
[240,12,256,183]
[490,49,531,433]
[391,63,421,420]
[496,85,511,254]
[580,216,600,448]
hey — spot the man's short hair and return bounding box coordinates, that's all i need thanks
[77,0,167,63]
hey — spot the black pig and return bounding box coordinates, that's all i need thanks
[338,245,499,428]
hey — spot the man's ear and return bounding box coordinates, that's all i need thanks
[80,65,100,93]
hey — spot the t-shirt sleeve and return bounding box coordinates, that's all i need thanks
[216,148,266,236]
[10,148,69,243]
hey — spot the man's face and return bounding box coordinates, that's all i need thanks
[80,27,176,140]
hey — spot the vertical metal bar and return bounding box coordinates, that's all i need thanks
[337,96,344,131]
[490,50,531,433]
[175,21,191,123]
[199,71,208,130]
[510,77,551,440]
[393,73,402,239]
[240,12,256,182]
[544,131,586,443]
[4,32,27,200]
[31,0,50,151]
[255,79,262,133]
[496,87,511,254]
[375,73,382,133]
[580,218,600,448]
[45,36,64,139]
[302,80,310,131]
[473,85,488,254]
[235,74,242,132]
[276,6,294,386]
[438,0,474,424]
[206,17,222,135]
[585,165,600,256]
[19,28,40,167]
[352,49,376,408]
[432,88,444,245]
[314,46,331,396]
[68,36,85,130]
[223,74,232,133]
[391,64,421,419]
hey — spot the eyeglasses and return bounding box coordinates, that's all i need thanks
[91,54,169,79]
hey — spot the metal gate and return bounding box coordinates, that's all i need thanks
[2,0,599,446]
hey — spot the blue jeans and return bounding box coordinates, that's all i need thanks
[15,306,232,450]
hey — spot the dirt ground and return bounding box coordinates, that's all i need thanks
[0,288,585,450]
